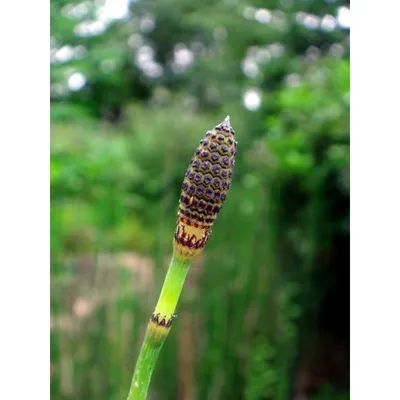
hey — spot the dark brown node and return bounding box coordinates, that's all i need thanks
[151,312,160,323]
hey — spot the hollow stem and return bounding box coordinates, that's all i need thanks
[127,252,192,400]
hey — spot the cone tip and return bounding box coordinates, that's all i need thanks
[219,115,232,129]
[215,115,234,134]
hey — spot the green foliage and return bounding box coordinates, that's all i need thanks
[245,339,277,400]
[310,385,350,400]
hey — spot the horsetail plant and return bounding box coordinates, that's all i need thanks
[127,116,237,400]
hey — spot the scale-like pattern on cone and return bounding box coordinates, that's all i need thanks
[174,116,237,259]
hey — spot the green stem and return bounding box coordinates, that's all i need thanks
[127,252,192,400]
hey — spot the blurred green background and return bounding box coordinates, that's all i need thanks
[50,0,350,399]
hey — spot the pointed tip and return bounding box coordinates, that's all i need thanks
[223,115,231,128]
[215,114,234,134]
[218,115,232,129]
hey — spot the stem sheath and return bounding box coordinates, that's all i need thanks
[127,253,191,400]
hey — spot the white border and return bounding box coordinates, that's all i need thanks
[1,0,400,399]
[0,1,50,399]
[352,0,400,399]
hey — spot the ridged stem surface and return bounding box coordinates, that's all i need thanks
[127,253,191,400]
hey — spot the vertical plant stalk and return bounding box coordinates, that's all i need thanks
[127,254,190,399]
[127,116,237,400]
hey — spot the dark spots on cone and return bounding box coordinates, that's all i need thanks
[201,150,209,158]
[211,153,219,162]
[212,165,221,175]
[194,173,202,183]
[222,156,230,166]
[213,178,221,188]
[190,198,198,208]
[181,195,190,205]
[204,174,212,185]
[205,188,213,199]
[201,161,211,171]
[176,118,236,237]
[196,185,205,195]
